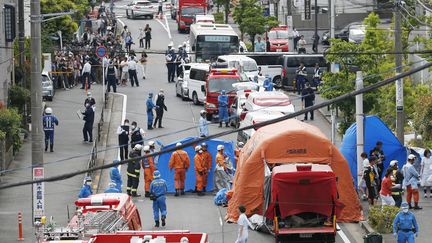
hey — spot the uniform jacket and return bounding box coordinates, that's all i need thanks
[393,211,419,233]
[43,115,59,131]
[218,95,228,108]
[150,178,168,197]
[78,184,93,198]
[169,150,190,170]
[194,154,206,173]
[202,151,212,170]
[82,107,95,123]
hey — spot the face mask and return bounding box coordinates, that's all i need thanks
[124,123,129,126]
[198,150,203,154]
[402,209,409,213]
[85,181,91,186]
[131,125,136,130]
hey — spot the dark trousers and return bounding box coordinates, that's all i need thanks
[127,174,139,195]
[81,72,91,89]
[107,77,117,92]
[119,143,129,161]
[393,194,403,207]
[296,76,305,94]
[145,39,151,49]
[83,122,93,142]
[294,36,300,50]
[304,104,314,120]
[128,70,139,86]
[154,108,164,128]
[44,130,54,150]
[167,64,176,82]
[139,38,144,48]
[126,43,132,53]
[176,64,183,77]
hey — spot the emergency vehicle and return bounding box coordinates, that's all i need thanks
[229,82,260,128]
[86,230,208,243]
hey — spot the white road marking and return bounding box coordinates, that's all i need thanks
[155,14,172,42]
[337,223,352,243]
[115,93,128,171]
[117,17,125,28]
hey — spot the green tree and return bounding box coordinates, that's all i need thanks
[214,0,230,24]
[0,108,23,152]
[413,95,432,143]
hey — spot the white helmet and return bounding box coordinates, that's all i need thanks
[45,107,52,114]
[180,237,189,243]
[108,182,116,188]
[148,140,155,146]
[200,110,206,115]
[176,142,182,147]
[217,145,224,151]
[87,91,92,97]
[178,44,183,49]
[195,145,202,152]
[134,144,143,151]
[237,142,244,148]
[143,145,150,152]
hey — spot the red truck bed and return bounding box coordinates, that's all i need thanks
[278,226,335,235]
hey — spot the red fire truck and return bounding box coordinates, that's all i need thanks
[87,230,208,243]
[176,0,207,33]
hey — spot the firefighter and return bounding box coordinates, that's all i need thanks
[130,121,145,150]
[201,142,212,191]
[105,60,118,93]
[235,142,244,167]
[127,144,143,197]
[42,107,59,152]
[78,176,93,198]
[169,142,190,196]
[214,145,231,191]
[149,140,159,167]
[142,145,155,197]
[104,182,121,193]
[150,170,167,227]
[218,90,229,127]
[110,160,123,192]
[194,146,206,196]
[146,93,156,130]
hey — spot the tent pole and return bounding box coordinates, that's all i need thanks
[355,71,364,190]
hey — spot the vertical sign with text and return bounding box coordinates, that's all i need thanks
[304,0,311,20]
[33,167,44,222]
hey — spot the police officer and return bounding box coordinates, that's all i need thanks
[166,46,177,83]
[78,176,93,198]
[393,202,419,243]
[117,119,130,161]
[130,121,146,150]
[110,160,123,192]
[42,107,59,152]
[146,93,156,130]
[104,182,121,193]
[105,60,118,92]
[263,75,273,91]
[150,170,167,227]
[301,82,315,121]
[127,144,142,197]
[82,103,95,143]
[199,110,209,137]
[142,145,155,197]
[84,91,96,110]
[295,63,307,95]
[218,90,229,128]
[154,89,168,128]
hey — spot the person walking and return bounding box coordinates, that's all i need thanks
[81,57,92,89]
[150,170,167,227]
[127,144,143,197]
[157,0,163,17]
[42,107,59,152]
[295,63,307,95]
[390,160,404,207]
[117,119,130,161]
[201,143,212,191]
[312,33,320,53]
[380,168,396,206]
[142,145,155,197]
[169,142,190,196]
[125,32,133,54]
[218,90,229,127]
[82,103,95,143]
[144,24,152,49]
[154,89,167,128]
[301,82,315,121]
[138,27,144,48]
[235,205,254,243]
[110,160,123,192]
[146,93,156,130]
[128,56,139,87]
[166,46,177,83]
[420,148,432,198]
[140,51,148,79]
[254,36,266,52]
[199,110,209,137]
[120,57,129,86]
[293,28,300,51]
[194,146,206,196]
[105,60,118,92]
[130,121,146,150]
[297,35,307,54]
[393,202,419,243]
[403,154,422,209]
[78,176,93,198]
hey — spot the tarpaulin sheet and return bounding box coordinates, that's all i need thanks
[226,119,362,223]
[157,137,235,192]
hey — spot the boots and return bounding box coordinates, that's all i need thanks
[408,203,413,209]
[174,189,179,197]
[197,190,205,196]
[145,191,150,198]
[193,187,197,193]
[127,190,131,196]
[154,220,160,227]
[219,122,222,128]
[45,143,48,152]
[50,144,54,152]
[180,189,185,195]
[161,216,166,227]
[414,203,423,210]
[132,192,141,197]
[225,123,229,127]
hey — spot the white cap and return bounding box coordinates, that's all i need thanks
[108,182,116,187]
[45,107,52,114]
[180,237,189,243]
[143,145,150,152]
[148,140,155,146]
[176,142,182,147]
[217,145,224,151]
[408,154,416,160]
[134,144,143,151]
[195,145,202,152]
[390,160,398,167]
[200,110,206,114]
[87,91,92,96]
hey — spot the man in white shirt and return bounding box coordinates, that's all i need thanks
[293,28,300,51]
[120,57,129,86]
[235,205,254,243]
[128,56,139,87]
[254,36,266,52]
[81,58,92,89]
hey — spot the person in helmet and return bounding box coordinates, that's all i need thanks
[218,90,229,127]
[252,75,259,83]
[150,170,167,227]
[127,144,143,197]
[104,182,121,193]
[42,107,59,152]
[78,176,93,198]
[169,142,190,196]
[154,89,168,128]
[148,140,159,166]
[117,119,130,161]
[105,60,118,93]
[130,121,146,151]
[110,160,123,192]
[82,102,95,143]
[194,146,206,196]
[146,93,157,130]
[142,145,155,197]
[84,91,96,109]
[214,144,231,191]
[263,75,273,91]
[199,110,209,137]
[235,142,244,168]
[393,202,419,242]
[201,143,212,191]
[166,46,177,83]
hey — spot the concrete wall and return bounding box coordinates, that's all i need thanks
[0,0,16,107]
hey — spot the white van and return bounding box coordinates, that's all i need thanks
[242,91,295,117]
[216,55,259,80]
[237,110,285,143]
[181,63,210,104]
[194,14,215,24]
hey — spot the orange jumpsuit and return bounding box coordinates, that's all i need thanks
[169,150,190,190]
[216,152,226,171]
[202,150,212,188]
[194,153,206,191]
[142,156,155,192]
[234,148,240,167]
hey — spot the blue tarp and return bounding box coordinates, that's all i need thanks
[340,116,407,187]
[156,137,235,193]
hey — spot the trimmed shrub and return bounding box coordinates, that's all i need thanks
[368,205,400,233]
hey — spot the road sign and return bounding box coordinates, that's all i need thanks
[304,0,311,20]
[96,46,107,58]
[33,167,44,222]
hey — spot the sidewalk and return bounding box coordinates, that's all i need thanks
[0,85,103,242]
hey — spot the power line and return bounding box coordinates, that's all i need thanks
[0,61,431,190]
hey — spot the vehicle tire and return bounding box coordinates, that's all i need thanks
[235,119,240,128]
[149,14,154,19]
[178,25,182,33]
[131,10,135,19]
[192,92,199,105]
[273,76,282,88]
[126,10,130,19]
[176,84,181,97]
[181,89,188,101]
[206,113,212,121]
[48,96,53,102]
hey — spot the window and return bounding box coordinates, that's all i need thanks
[189,69,208,81]
[4,5,16,42]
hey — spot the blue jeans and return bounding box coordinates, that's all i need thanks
[152,196,167,221]
[397,231,415,243]
[44,130,54,147]
[147,112,154,129]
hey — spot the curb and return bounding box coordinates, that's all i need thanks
[360,221,386,243]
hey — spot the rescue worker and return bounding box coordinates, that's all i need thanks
[42,107,59,152]
[127,144,143,197]
[218,90,229,128]
[150,170,167,227]
[201,143,212,191]
[393,202,419,242]
[104,182,121,193]
[235,142,244,167]
[142,145,155,197]
[166,46,177,83]
[214,145,231,191]
[301,82,316,121]
[403,154,422,209]
[149,140,159,167]
[78,176,93,198]
[199,110,209,137]
[169,142,190,196]
[154,89,168,128]
[263,75,273,91]
[117,119,130,161]
[130,121,145,150]
[146,93,157,130]
[390,160,404,207]
[84,91,96,109]
[295,63,307,95]
[110,160,123,192]
[105,60,118,93]
[194,146,206,196]
[82,103,95,143]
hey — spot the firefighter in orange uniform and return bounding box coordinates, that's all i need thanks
[194,146,206,196]
[169,142,190,196]
[201,143,212,192]
[234,142,244,168]
[142,145,155,197]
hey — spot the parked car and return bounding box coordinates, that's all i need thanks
[267,25,289,52]
[229,82,260,128]
[322,22,366,45]
[177,63,210,103]
[194,14,214,24]
[42,71,55,101]
[175,62,193,100]
[242,91,295,119]
[216,55,259,81]
[246,53,284,88]
[126,0,156,19]
[237,110,285,143]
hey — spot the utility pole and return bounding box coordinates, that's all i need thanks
[314,0,318,39]
[355,71,364,189]
[18,0,25,67]
[394,0,404,144]
[287,0,294,51]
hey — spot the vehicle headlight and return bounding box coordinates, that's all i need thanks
[180,21,185,25]
[207,103,216,108]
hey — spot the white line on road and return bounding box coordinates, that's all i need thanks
[337,223,352,243]
[155,14,172,42]
[117,17,125,28]
[115,93,128,171]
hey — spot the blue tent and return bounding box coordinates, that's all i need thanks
[156,137,235,193]
[339,115,407,187]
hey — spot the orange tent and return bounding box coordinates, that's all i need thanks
[226,119,362,222]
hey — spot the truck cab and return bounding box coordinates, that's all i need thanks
[177,0,207,32]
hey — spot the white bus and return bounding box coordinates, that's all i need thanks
[189,23,240,63]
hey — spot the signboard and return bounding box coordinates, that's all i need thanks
[304,0,311,20]
[396,76,403,111]
[204,36,231,42]
[33,167,45,222]
[96,46,107,58]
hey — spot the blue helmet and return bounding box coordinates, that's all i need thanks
[221,90,226,95]
[153,170,161,179]
[401,202,409,209]
[113,159,120,165]
[149,93,154,98]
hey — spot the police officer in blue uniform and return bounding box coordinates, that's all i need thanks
[150,170,167,227]
[263,75,273,91]
[110,160,123,192]
[106,60,118,93]
[104,182,121,193]
[82,103,95,143]
[166,47,177,83]
[78,176,93,198]
[146,93,157,130]
[393,202,419,243]
[42,107,59,152]
[218,90,229,128]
